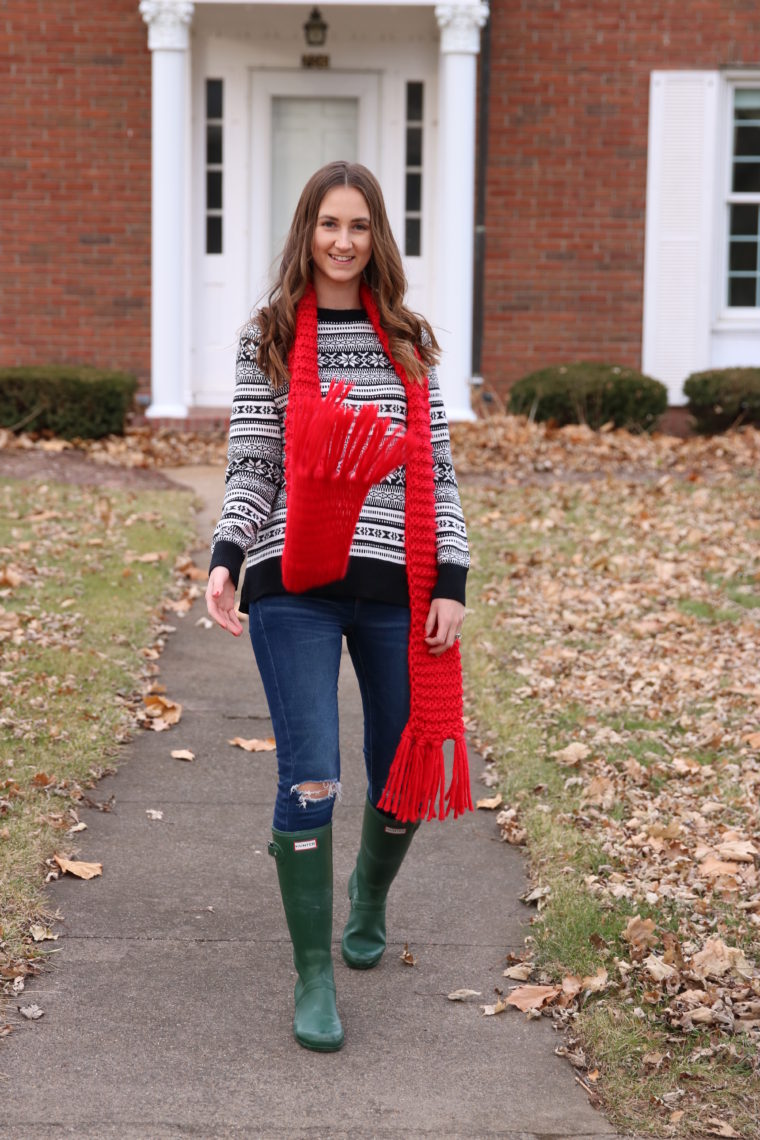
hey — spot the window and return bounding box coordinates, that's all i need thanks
[727,88,760,306]
[205,79,223,254]
[404,82,423,257]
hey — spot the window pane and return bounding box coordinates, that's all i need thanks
[206,79,223,120]
[207,124,222,166]
[405,216,421,256]
[207,170,222,211]
[732,161,760,193]
[730,241,757,272]
[406,126,422,168]
[206,214,222,255]
[734,125,760,157]
[729,276,756,306]
[734,88,760,116]
[405,172,422,212]
[406,81,423,123]
[730,203,759,236]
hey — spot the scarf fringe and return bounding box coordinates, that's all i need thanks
[378,726,472,823]
[291,379,405,484]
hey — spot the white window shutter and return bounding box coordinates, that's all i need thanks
[642,71,719,404]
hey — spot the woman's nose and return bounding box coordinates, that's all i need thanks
[334,228,352,249]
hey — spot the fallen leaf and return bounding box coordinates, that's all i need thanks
[691,937,755,980]
[622,914,658,951]
[143,694,182,731]
[228,736,276,752]
[505,984,561,1012]
[699,856,741,879]
[480,998,508,1016]
[18,1004,44,1020]
[521,884,551,905]
[53,855,102,880]
[0,1024,12,1037]
[716,838,758,863]
[705,1120,742,1138]
[171,749,195,762]
[400,943,416,967]
[581,967,609,992]
[476,793,503,810]
[503,963,533,980]
[447,989,482,1001]
[642,1050,664,1068]
[742,731,760,749]
[29,924,58,943]
[643,953,676,982]
[552,742,590,767]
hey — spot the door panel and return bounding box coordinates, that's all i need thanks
[271,97,359,260]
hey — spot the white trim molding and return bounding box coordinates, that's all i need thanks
[435,3,489,54]
[139,0,194,51]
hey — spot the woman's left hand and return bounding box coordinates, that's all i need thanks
[424,598,465,656]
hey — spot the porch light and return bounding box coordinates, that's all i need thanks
[303,7,328,47]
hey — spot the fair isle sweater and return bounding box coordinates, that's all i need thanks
[209,307,470,611]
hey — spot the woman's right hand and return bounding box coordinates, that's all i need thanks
[206,566,243,637]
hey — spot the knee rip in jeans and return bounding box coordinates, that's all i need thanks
[290,780,342,810]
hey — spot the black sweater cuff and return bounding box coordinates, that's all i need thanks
[431,562,468,605]
[209,540,247,589]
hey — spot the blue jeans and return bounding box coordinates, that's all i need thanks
[248,596,411,831]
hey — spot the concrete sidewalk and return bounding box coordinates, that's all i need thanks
[1,466,621,1139]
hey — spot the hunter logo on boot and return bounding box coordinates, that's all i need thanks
[293,838,318,852]
[384,826,407,835]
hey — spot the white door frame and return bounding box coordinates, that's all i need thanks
[248,69,380,308]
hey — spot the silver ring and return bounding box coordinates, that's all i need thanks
[455,633,462,641]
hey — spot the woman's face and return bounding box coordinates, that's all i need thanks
[311,185,373,301]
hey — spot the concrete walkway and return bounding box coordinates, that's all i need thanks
[1,466,621,1140]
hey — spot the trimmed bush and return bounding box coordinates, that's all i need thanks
[508,362,668,432]
[0,365,138,439]
[683,368,760,434]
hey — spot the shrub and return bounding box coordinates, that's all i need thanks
[0,365,138,439]
[508,362,668,432]
[683,368,760,434]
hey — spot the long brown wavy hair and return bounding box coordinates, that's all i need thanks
[256,161,439,387]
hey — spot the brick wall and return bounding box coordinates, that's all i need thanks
[482,0,760,395]
[1,1,151,389]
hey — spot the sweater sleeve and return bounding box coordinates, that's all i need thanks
[209,324,284,588]
[427,365,470,605]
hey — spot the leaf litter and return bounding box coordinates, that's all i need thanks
[457,423,760,1138]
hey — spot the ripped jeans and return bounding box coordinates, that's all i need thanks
[248,596,411,831]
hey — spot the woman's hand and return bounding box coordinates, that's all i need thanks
[206,566,243,637]
[424,598,465,656]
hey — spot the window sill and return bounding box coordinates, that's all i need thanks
[713,310,760,332]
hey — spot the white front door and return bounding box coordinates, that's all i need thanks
[271,97,359,261]
[249,70,380,312]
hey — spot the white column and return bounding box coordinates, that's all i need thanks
[434,3,488,421]
[140,0,194,418]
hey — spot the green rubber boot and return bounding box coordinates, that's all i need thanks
[341,798,419,970]
[268,822,344,1052]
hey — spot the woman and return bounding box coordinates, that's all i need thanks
[205,161,470,1053]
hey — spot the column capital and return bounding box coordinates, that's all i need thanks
[435,3,489,54]
[139,0,194,51]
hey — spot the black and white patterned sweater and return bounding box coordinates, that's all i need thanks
[209,307,469,611]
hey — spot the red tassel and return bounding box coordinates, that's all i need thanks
[282,381,407,593]
[444,736,473,819]
[378,727,415,820]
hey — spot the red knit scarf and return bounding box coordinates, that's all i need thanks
[283,282,472,822]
